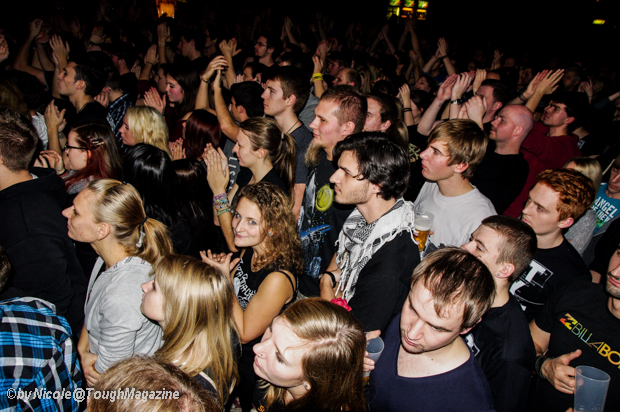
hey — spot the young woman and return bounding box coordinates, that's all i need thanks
[253,298,368,412]
[205,117,296,252]
[174,109,221,161]
[201,182,303,412]
[140,254,239,407]
[62,179,173,387]
[119,106,171,156]
[36,122,122,196]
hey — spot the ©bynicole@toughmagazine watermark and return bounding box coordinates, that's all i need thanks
[7,388,180,403]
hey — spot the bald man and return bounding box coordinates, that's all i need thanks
[472,105,533,214]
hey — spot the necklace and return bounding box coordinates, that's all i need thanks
[285,119,300,134]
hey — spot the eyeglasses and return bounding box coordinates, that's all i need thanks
[255,41,267,47]
[64,143,87,151]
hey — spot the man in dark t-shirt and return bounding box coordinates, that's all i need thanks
[528,245,620,412]
[510,169,594,321]
[318,134,420,332]
[462,216,537,412]
[297,86,366,298]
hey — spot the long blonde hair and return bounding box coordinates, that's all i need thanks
[154,255,239,406]
[86,179,173,264]
[126,106,171,156]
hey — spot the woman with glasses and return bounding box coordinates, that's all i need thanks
[35,122,122,196]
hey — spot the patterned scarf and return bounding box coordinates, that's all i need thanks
[336,198,417,302]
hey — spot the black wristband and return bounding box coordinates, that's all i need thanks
[325,271,337,287]
[535,355,549,378]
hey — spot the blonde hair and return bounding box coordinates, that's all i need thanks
[89,356,219,412]
[126,106,171,156]
[154,255,239,407]
[85,179,173,264]
[564,156,602,197]
[262,298,367,412]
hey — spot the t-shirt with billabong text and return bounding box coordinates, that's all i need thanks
[529,280,620,412]
[592,183,620,233]
[509,238,590,322]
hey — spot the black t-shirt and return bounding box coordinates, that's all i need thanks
[510,238,590,322]
[67,101,108,133]
[404,125,426,202]
[234,167,288,200]
[291,124,312,185]
[510,239,591,322]
[464,295,536,412]
[297,152,354,297]
[471,146,529,215]
[589,217,620,276]
[530,280,620,412]
[348,232,420,333]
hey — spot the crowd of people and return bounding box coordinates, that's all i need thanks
[1,1,619,411]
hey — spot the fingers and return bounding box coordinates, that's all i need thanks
[366,330,381,341]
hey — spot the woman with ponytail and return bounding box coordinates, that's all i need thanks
[62,179,173,387]
[205,117,296,252]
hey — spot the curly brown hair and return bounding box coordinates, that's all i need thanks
[232,182,303,274]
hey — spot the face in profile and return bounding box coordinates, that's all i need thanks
[62,189,99,243]
[253,317,308,392]
[140,278,166,326]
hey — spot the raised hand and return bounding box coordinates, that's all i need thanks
[452,72,473,100]
[204,143,230,194]
[464,95,487,128]
[202,56,228,82]
[436,74,458,102]
[397,83,411,106]
[578,80,593,103]
[44,100,66,133]
[317,40,330,56]
[89,26,105,45]
[535,69,565,96]
[144,87,166,114]
[94,88,110,108]
[200,250,240,279]
[144,44,159,65]
[472,68,487,93]
[157,22,170,44]
[437,37,449,56]
[49,35,70,67]
[312,54,324,74]
[523,70,549,100]
[34,150,65,174]
[170,139,186,160]
[29,19,43,40]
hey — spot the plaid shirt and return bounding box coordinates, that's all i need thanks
[0,297,83,411]
[106,93,133,141]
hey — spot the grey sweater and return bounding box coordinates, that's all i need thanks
[85,257,163,372]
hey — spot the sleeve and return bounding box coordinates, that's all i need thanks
[93,276,145,372]
[589,218,620,274]
[565,210,597,255]
[347,234,420,332]
[484,358,532,412]
[534,281,573,333]
[520,122,549,157]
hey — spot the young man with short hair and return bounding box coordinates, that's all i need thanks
[254,34,277,67]
[368,247,496,412]
[319,133,420,332]
[462,216,537,412]
[414,119,496,254]
[262,66,312,219]
[298,86,366,298]
[511,169,593,321]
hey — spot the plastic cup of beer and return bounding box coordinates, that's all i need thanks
[363,336,385,383]
[573,366,610,412]
[414,211,434,252]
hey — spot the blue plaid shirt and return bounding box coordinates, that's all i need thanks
[106,93,133,142]
[0,297,83,411]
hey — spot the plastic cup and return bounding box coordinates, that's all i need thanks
[573,365,610,412]
[363,337,385,378]
[414,211,434,251]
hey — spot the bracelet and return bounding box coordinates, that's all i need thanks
[451,99,463,105]
[213,193,227,204]
[518,93,527,102]
[325,271,337,287]
[312,73,323,81]
[441,55,449,59]
[535,355,549,378]
[216,208,231,217]
[403,108,412,112]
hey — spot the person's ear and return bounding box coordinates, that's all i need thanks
[75,79,86,91]
[267,46,275,55]
[512,125,523,139]
[496,263,515,280]
[460,318,482,335]
[565,116,575,126]
[492,101,503,112]
[302,382,311,392]
[340,121,355,137]
[285,94,297,108]
[96,222,111,240]
[453,162,469,175]
[558,216,574,229]
[379,120,392,132]
[254,147,267,159]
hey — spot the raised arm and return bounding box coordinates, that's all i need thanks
[449,72,473,119]
[14,19,47,84]
[196,56,228,111]
[219,39,239,89]
[417,74,457,136]
[525,69,564,113]
[49,34,70,99]
[157,23,171,65]
[437,38,456,76]
[212,69,240,140]
[312,54,326,98]
[139,44,159,81]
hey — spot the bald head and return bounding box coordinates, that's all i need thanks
[490,105,534,154]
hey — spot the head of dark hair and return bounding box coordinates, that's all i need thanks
[123,144,180,227]
[410,90,432,112]
[549,91,590,131]
[0,107,38,172]
[268,66,310,114]
[2,71,50,112]
[71,57,107,97]
[167,62,200,118]
[418,74,437,94]
[333,132,410,200]
[231,81,265,117]
[480,79,511,106]
[279,52,313,78]
[184,110,220,160]
[180,28,206,52]
[371,80,397,96]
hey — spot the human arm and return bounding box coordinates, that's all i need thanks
[525,70,564,113]
[463,95,487,129]
[212,69,240,140]
[491,49,503,71]
[421,47,440,74]
[219,39,239,89]
[14,19,47,84]
[449,72,473,119]
[49,35,70,98]
[34,150,66,175]
[578,80,593,105]
[77,325,101,387]
[530,319,582,394]
[417,73,457,136]
[43,100,66,156]
[319,253,341,301]
[472,69,486,94]
[283,17,300,47]
[437,38,456,75]
[139,44,159,81]
[144,87,166,115]
[312,54,326,98]
[363,330,382,372]
[157,23,170,65]
[381,25,396,55]
[398,83,415,126]
[196,56,228,111]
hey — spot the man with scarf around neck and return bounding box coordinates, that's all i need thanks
[319,132,420,332]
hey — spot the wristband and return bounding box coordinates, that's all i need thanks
[216,208,231,217]
[535,355,549,378]
[312,73,323,81]
[441,55,449,59]
[325,271,337,287]
[518,93,527,102]
[403,108,412,112]
[451,99,463,105]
